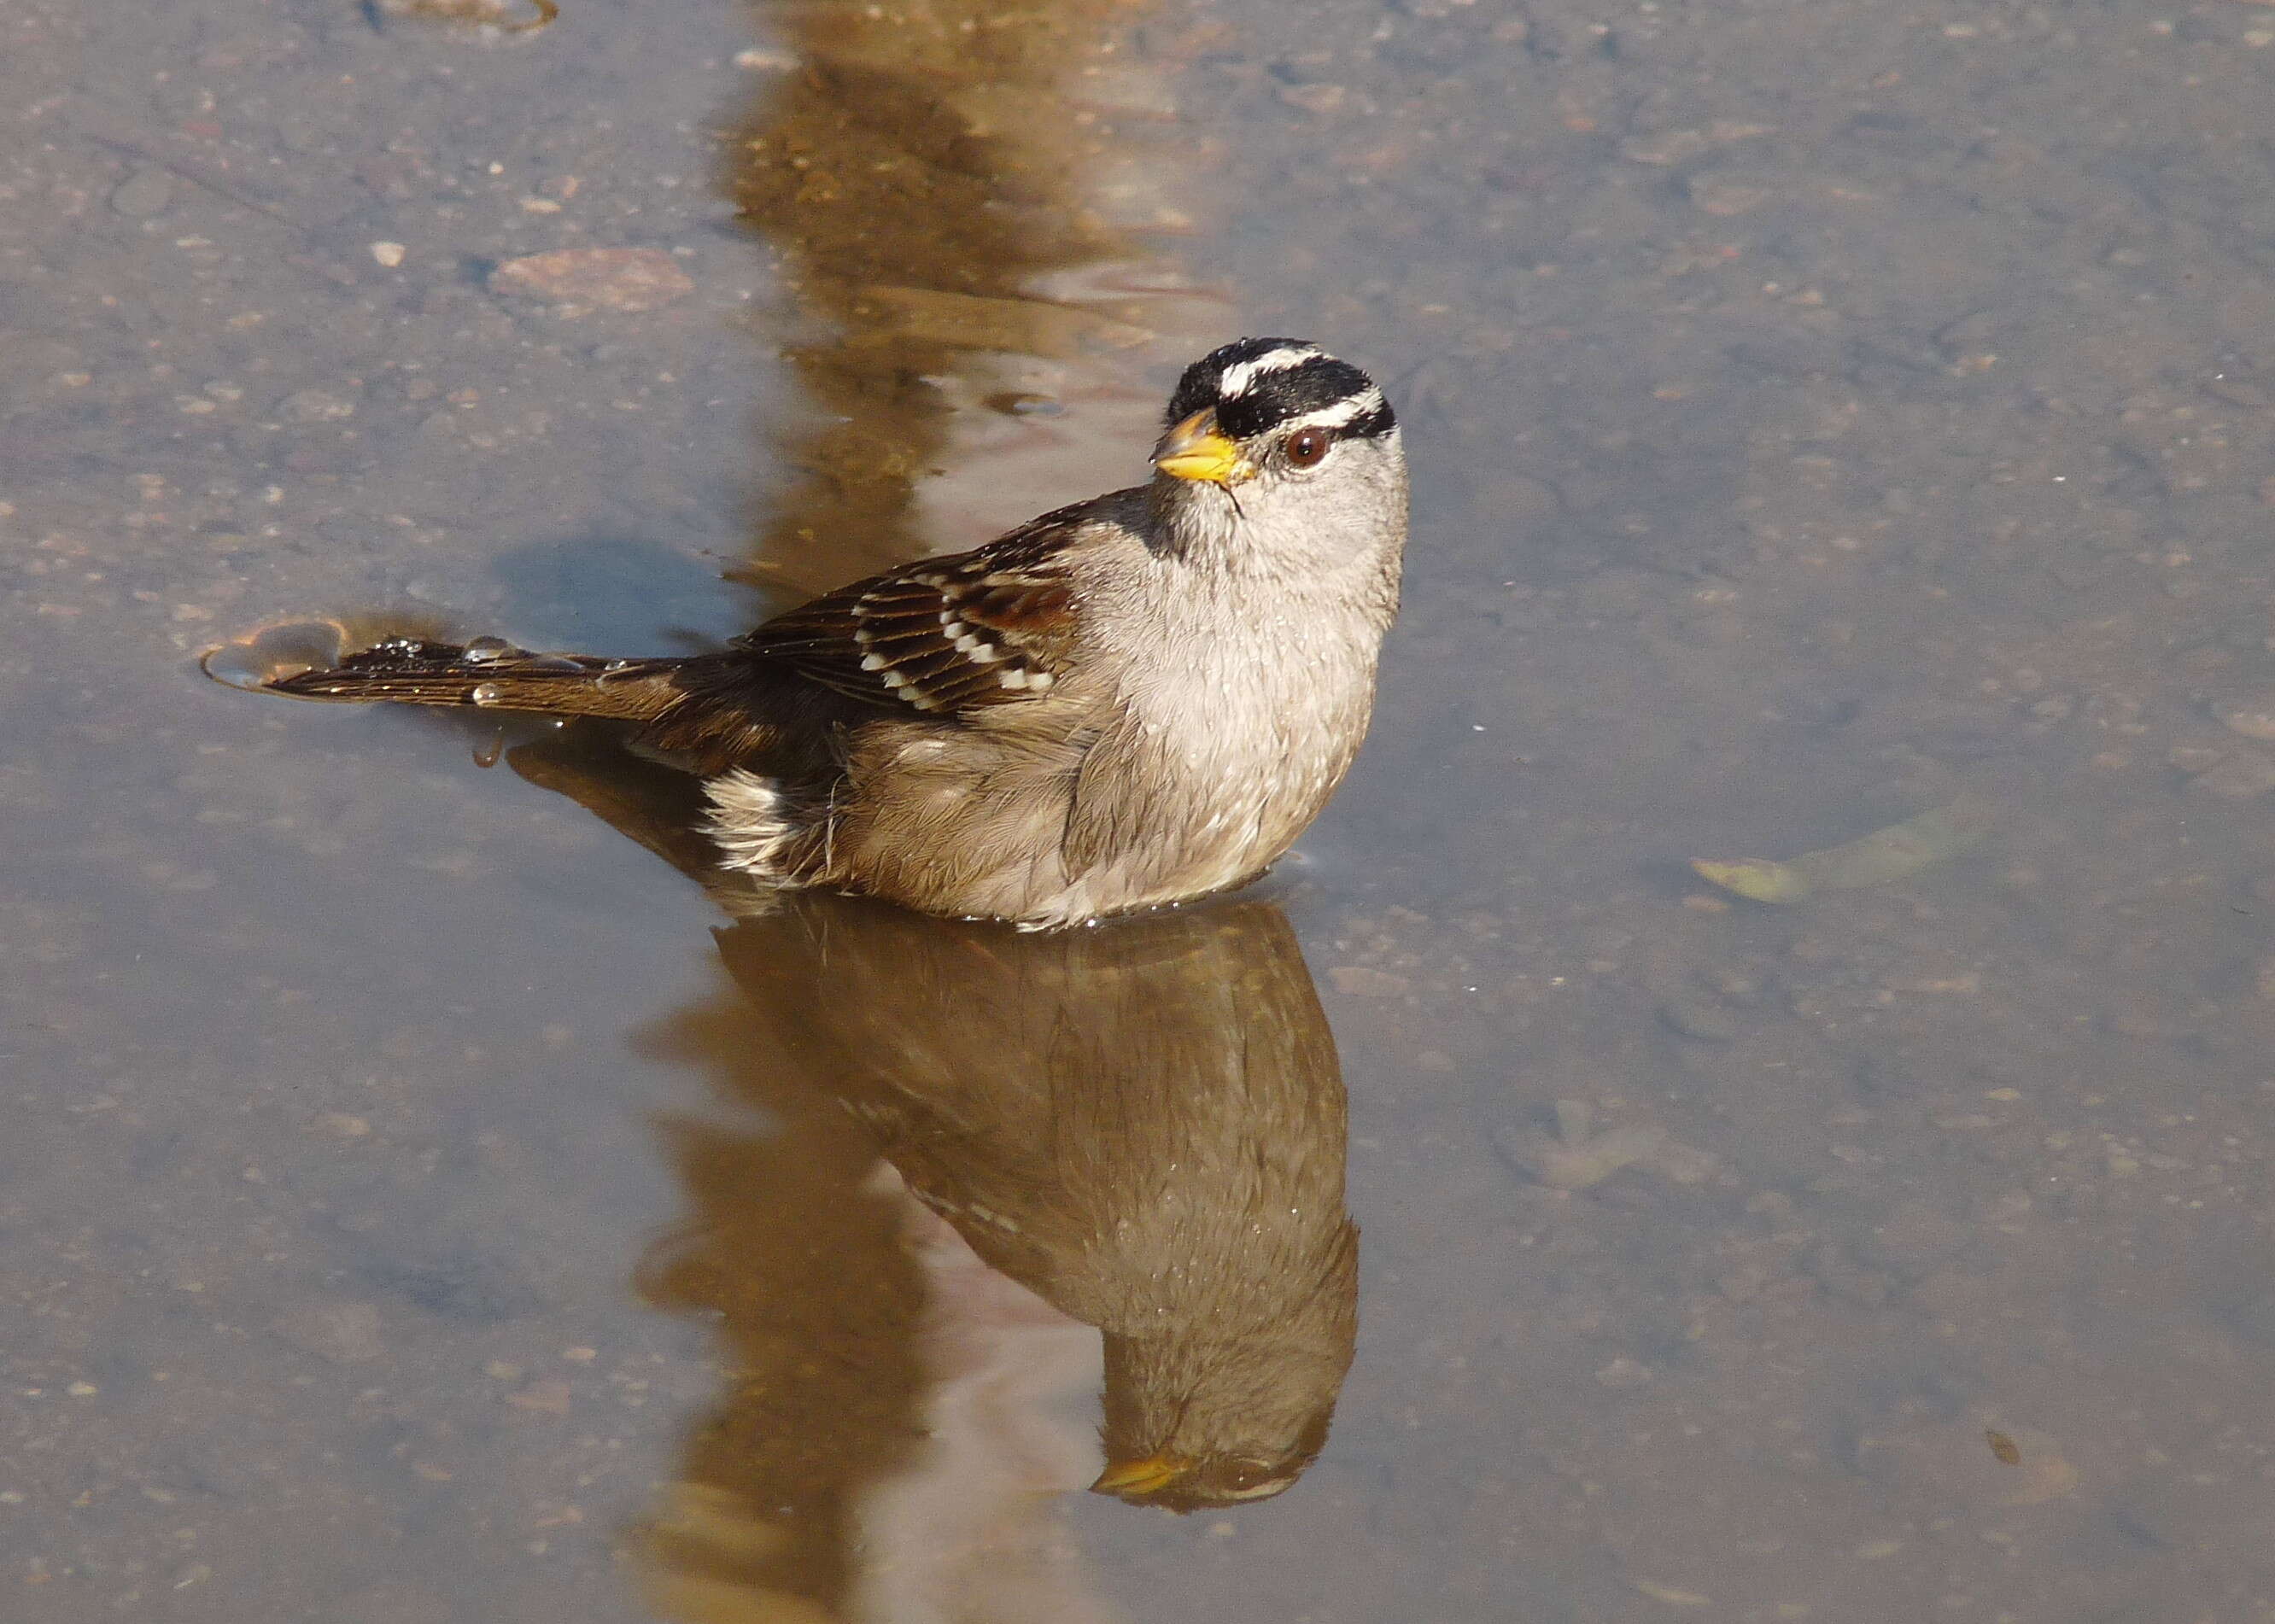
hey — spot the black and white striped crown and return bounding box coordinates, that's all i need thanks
[1167,337,1395,444]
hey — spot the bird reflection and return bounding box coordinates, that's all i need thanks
[507,735,1356,1613]
[710,873,1360,1514]
[720,0,1226,594]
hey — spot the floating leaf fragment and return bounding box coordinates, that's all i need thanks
[1692,796,1991,903]
[1633,1579,1712,1606]
[1986,1427,2021,1466]
[1512,1125,1668,1191]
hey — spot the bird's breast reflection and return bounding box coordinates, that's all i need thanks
[711,885,1360,1516]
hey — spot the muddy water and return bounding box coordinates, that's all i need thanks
[9,0,2275,1617]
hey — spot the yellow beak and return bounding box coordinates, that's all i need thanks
[1152,409,1252,486]
[1091,1452,1191,1498]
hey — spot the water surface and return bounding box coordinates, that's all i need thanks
[9,0,2275,1618]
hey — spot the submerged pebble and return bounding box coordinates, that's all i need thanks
[367,0,559,31]
[1659,996,1740,1042]
[2187,750,2275,798]
[270,1301,386,1364]
[108,168,174,219]
[489,248,694,313]
[2215,695,2275,740]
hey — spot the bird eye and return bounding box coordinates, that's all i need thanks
[1284,428,1333,468]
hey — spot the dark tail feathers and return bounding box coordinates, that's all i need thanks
[268,637,686,722]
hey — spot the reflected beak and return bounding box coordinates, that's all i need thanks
[1091,1452,1191,1498]
[1152,409,1252,486]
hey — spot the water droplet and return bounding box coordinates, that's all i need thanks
[199,621,348,692]
[472,729,506,768]
[601,659,635,674]
[463,636,516,664]
[470,682,505,707]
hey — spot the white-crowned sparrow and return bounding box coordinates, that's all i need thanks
[267,337,1407,926]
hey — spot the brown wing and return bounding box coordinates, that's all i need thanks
[738,511,1082,716]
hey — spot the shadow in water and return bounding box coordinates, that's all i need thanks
[717,0,1228,593]
[510,733,1356,1621]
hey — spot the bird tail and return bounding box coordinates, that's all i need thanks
[266,638,687,722]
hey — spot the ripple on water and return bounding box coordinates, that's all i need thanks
[198,621,348,693]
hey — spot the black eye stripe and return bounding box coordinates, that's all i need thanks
[1333,400,1397,440]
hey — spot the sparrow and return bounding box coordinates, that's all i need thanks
[266,337,1407,927]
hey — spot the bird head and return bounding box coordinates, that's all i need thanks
[1090,1405,1336,1512]
[1149,338,1407,577]
[1089,1213,1359,1514]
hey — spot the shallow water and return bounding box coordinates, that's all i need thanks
[11,0,2275,1617]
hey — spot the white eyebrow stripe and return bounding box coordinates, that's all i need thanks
[1216,345,1325,400]
[1280,385,1387,432]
